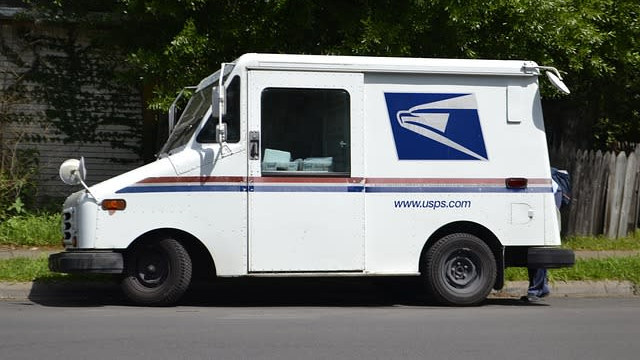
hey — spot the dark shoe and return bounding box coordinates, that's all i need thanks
[520,295,542,303]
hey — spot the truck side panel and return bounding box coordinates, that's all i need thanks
[361,73,558,274]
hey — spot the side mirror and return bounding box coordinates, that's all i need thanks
[522,64,571,95]
[58,157,99,200]
[59,157,87,185]
[545,70,570,95]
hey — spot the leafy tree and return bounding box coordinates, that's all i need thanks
[17,0,641,150]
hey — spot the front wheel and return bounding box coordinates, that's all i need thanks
[423,233,496,306]
[121,238,192,306]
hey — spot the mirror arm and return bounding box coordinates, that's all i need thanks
[76,157,98,201]
[218,63,227,121]
[78,175,99,202]
[522,64,564,80]
[523,63,570,95]
[536,66,563,80]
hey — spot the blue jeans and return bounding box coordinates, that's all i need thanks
[527,268,549,297]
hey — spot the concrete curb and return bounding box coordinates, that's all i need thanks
[490,280,639,298]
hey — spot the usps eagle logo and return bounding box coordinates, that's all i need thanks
[384,93,488,160]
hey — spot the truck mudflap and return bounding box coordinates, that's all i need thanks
[527,247,575,269]
[49,251,124,274]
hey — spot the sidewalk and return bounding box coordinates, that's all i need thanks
[0,247,638,302]
[0,246,59,260]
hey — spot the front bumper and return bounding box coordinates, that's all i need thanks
[49,251,124,274]
[527,247,575,268]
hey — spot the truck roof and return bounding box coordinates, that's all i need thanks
[235,53,540,77]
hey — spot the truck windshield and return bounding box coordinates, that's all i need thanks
[159,63,235,156]
[159,85,215,156]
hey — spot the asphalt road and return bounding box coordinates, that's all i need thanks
[0,294,638,359]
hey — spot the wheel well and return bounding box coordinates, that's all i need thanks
[128,229,216,280]
[420,221,504,290]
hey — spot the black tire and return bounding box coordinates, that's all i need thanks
[424,233,496,306]
[121,238,192,306]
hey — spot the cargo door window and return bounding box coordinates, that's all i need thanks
[260,88,350,175]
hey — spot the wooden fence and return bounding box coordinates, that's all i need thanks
[550,144,640,238]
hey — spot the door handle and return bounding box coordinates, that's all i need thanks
[249,131,260,160]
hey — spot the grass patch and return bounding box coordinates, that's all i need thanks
[562,230,640,251]
[0,257,116,283]
[0,213,61,247]
[505,256,640,285]
[0,257,51,282]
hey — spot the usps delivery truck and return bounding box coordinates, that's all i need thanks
[49,53,575,306]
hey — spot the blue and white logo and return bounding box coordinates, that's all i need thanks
[384,93,488,160]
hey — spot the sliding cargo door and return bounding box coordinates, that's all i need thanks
[247,70,364,272]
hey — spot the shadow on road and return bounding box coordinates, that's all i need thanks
[28,277,536,308]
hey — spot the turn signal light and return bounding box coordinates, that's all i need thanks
[101,199,127,211]
[505,178,528,189]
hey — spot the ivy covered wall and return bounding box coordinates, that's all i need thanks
[0,16,144,205]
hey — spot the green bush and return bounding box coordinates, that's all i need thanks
[0,148,40,221]
[0,213,61,247]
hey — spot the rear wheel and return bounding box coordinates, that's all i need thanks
[122,238,192,306]
[424,233,496,306]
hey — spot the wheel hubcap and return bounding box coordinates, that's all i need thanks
[136,251,169,287]
[444,251,478,288]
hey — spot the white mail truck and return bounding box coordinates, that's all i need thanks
[49,53,575,306]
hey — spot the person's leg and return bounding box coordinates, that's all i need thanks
[525,268,549,302]
[539,268,550,297]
